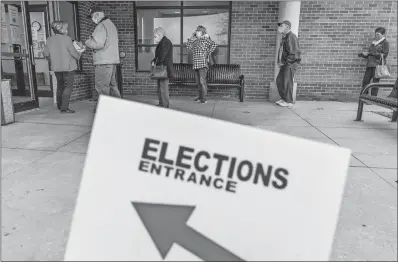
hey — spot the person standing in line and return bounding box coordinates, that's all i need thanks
[275,20,301,108]
[151,27,175,108]
[44,21,85,114]
[184,25,217,104]
[85,7,121,113]
[358,27,390,97]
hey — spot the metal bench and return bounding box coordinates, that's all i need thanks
[355,82,398,122]
[170,63,245,102]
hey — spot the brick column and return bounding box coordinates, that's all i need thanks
[269,1,301,102]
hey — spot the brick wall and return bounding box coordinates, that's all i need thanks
[297,0,398,101]
[75,1,397,102]
[70,1,95,101]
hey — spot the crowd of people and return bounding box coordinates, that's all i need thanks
[42,7,395,113]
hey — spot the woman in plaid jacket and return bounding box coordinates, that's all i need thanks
[185,25,217,104]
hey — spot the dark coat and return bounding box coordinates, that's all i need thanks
[358,39,389,68]
[152,36,175,78]
[279,31,301,69]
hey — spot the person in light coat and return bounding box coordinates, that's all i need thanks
[85,7,121,113]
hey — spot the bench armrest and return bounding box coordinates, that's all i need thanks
[360,83,395,96]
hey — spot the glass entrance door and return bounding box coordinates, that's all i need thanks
[1,1,39,113]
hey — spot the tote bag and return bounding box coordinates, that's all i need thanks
[375,53,392,79]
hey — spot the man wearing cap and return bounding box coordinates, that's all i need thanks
[85,7,121,113]
[275,20,301,108]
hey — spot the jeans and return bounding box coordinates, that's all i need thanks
[195,68,208,101]
[54,71,75,111]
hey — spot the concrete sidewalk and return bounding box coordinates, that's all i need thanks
[1,96,397,261]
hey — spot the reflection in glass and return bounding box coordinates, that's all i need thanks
[182,9,229,45]
[137,9,181,46]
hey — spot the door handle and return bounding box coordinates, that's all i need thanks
[29,45,36,65]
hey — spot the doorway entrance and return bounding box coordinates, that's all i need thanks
[1,1,39,113]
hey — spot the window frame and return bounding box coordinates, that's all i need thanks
[134,1,232,72]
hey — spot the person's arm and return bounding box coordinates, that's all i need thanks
[286,35,301,64]
[155,40,172,65]
[206,38,217,54]
[43,43,50,60]
[369,41,389,61]
[85,23,107,50]
[67,40,82,60]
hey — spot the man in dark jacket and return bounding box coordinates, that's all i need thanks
[275,20,301,108]
[151,27,175,108]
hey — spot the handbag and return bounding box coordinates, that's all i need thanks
[374,54,391,79]
[150,58,168,80]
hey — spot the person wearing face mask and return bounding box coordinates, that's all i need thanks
[358,27,390,97]
[184,25,218,104]
[85,7,121,113]
[43,21,84,114]
[275,20,301,108]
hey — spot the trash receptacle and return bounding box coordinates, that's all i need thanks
[1,79,15,125]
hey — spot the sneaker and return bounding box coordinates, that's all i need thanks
[194,97,201,102]
[200,99,207,104]
[275,99,284,105]
[287,103,294,108]
[60,108,75,114]
[278,101,289,107]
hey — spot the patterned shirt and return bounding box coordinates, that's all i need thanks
[185,37,218,70]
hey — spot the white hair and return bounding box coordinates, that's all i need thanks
[153,27,166,36]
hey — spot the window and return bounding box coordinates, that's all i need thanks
[135,1,231,72]
[58,1,82,71]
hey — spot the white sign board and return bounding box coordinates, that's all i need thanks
[64,96,351,261]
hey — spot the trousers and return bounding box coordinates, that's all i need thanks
[361,67,380,96]
[157,79,170,107]
[54,71,75,111]
[276,64,295,103]
[95,64,121,99]
[195,68,208,100]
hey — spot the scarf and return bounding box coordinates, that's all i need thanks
[372,37,385,46]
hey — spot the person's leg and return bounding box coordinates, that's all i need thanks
[371,67,380,96]
[60,71,75,112]
[109,64,121,98]
[361,67,374,95]
[94,65,113,112]
[275,65,287,102]
[284,66,295,104]
[195,69,202,101]
[54,72,65,111]
[158,79,170,108]
[199,68,208,102]
[157,79,163,106]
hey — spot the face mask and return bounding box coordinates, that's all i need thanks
[277,27,284,33]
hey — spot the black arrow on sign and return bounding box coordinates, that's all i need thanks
[131,201,245,261]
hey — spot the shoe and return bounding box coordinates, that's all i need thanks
[156,104,162,107]
[287,103,294,108]
[194,97,201,102]
[278,101,288,107]
[275,99,284,105]
[200,100,207,104]
[60,108,75,114]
